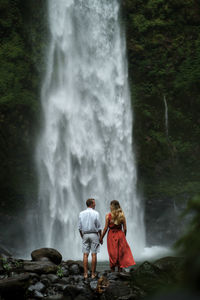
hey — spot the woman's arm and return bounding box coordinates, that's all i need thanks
[122,216,127,236]
[99,214,109,244]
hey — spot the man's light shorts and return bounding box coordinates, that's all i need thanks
[82,233,100,254]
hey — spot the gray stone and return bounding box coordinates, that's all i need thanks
[134,261,162,277]
[47,274,59,282]
[41,277,51,287]
[103,281,132,299]
[69,263,80,275]
[65,260,84,272]
[0,273,30,291]
[153,256,184,273]
[106,272,119,280]
[31,248,62,265]
[28,272,40,280]
[55,277,70,285]
[118,272,131,280]
[23,261,57,274]
[63,284,85,297]
[73,275,83,282]
[90,279,98,290]
[118,295,136,300]
[34,281,46,292]
[34,290,44,298]
[45,295,64,300]
[53,283,67,291]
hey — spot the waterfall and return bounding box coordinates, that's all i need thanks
[35,0,145,260]
[163,95,169,137]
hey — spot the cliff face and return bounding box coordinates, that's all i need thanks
[122,0,200,244]
[0,1,200,247]
[0,0,47,214]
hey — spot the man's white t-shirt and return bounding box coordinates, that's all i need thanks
[78,207,101,233]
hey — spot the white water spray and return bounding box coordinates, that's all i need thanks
[36,0,145,260]
[163,95,169,137]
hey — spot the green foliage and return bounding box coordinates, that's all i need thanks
[1,258,11,272]
[56,265,64,278]
[123,0,200,198]
[0,0,47,214]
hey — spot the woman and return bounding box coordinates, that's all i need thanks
[100,200,136,271]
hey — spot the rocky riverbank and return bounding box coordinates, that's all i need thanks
[0,247,186,300]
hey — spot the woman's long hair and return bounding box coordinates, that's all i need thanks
[110,200,125,225]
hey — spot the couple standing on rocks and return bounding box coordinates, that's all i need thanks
[78,198,136,279]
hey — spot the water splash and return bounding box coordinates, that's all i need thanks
[35,0,145,259]
[163,95,169,137]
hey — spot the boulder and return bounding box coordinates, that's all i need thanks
[63,284,93,300]
[28,281,46,293]
[23,261,58,274]
[46,274,59,283]
[154,256,184,273]
[31,248,62,265]
[65,260,84,272]
[0,273,30,298]
[102,280,132,300]
[69,264,80,275]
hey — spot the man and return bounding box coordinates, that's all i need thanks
[78,198,102,279]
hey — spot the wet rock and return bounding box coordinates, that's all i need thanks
[29,272,40,280]
[47,274,59,283]
[118,272,131,281]
[63,284,93,299]
[69,263,80,275]
[90,279,98,290]
[33,290,44,298]
[0,273,30,298]
[45,295,64,300]
[134,261,162,278]
[106,272,120,281]
[31,248,62,265]
[41,277,51,287]
[103,280,132,299]
[53,283,67,291]
[118,294,136,300]
[55,277,70,285]
[65,260,84,272]
[0,263,4,274]
[154,256,184,274]
[73,275,83,282]
[32,281,46,292]
[23,261,58,274]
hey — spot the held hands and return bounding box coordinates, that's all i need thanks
[99,236,103,245]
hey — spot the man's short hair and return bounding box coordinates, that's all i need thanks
[86,198,95,207]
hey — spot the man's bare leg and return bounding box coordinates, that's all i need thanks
[91,253,97,278]
[83,253,89,278]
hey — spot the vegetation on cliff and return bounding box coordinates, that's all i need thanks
[0,0,47,214]
[123,0,200,199]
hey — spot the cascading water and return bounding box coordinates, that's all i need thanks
[36,0,145,260]
[163,95,169,137]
